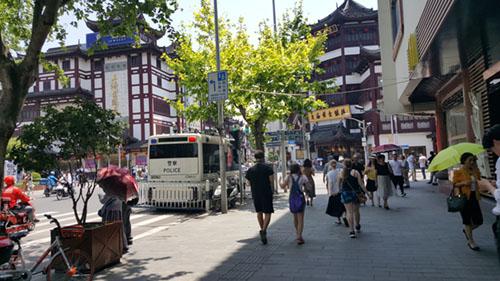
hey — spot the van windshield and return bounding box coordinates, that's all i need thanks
[149,144,198,159]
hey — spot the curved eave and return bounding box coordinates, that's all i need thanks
[27,87,93,100]
[311,13,377,33]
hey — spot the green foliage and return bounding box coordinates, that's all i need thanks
[10,99,125,224]
[11,99,123,172]
[163,0,327,149]
[0,0,178,54]
[31,172,41,184]
[279,0,311,46]
[267,151,279,162]
[0,0,178,191]
[5,138,19,160]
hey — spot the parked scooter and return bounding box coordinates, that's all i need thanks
[213,176,240,211]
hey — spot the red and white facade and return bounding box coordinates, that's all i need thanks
[20,31,179,141]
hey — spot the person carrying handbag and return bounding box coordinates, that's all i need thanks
[337,158,367,238]
[280,163,308,245]
[452,152,489,251]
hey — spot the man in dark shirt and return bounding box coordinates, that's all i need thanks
[352,153,365,176]
[245,150,274,245]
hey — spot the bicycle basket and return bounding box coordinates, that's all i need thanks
[60,225,85,239]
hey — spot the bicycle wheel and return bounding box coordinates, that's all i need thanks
[45,249,94,281]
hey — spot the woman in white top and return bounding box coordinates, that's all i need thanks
[280,163,308,245]
[326,160,346,225]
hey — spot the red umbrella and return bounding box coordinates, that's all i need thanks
[97,166,138,201]
[371,144,401,154]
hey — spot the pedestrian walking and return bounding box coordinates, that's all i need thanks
[364,157,378,206]
[407,152,417,181]
[482,124,500,260]
[245,150,275,245]
[452,152,490,251]
[427,151,438,185]
[323,160,332,184]
[352,153,365,176]
[325,160,346,225]
[401,155,410,188]
[280,163,308,245]
[419,153,427,180]
[375,154,394,209]
[302,159,315,206]
[389,153,406,197]
[337,158,367,238]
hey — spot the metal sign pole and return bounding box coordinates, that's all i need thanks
[272,0,287,189]
[214,0,228,213]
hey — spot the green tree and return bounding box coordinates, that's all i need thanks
[164,0,327,150]
[10,99,125,224]
[0,0,178,187]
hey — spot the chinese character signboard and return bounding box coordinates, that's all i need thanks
[208,71,228,102]
[307,105,351,123]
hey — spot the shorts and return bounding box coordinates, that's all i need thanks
[252,194,274,213]
[341,191,358,204]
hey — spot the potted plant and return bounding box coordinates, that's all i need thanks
[11,98,126,271]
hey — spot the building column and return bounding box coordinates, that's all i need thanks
[461,69,476,142]
[434,101,447,151]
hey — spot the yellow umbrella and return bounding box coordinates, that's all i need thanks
[428,142,486,172]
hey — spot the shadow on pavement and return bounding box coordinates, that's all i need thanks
[95,256,182,281]
[196,179,500,281]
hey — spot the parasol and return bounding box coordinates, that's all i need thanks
[428,142,486,172]
[97,166,138,201]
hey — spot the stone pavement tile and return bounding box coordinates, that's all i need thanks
[94,174,500,280]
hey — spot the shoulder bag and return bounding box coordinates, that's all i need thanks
[447,188,466,213]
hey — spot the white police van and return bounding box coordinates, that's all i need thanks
[137,133,240,210]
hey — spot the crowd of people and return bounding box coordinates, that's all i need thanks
[245,124,500,258]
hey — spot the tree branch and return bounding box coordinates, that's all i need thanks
[20,0,62,84]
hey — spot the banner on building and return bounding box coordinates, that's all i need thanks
[307,105,351,123]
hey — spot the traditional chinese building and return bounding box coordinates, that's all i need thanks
[378,0,500,177]
[18,16,180,167]
[308,0,436,160]
[308,0,382,159]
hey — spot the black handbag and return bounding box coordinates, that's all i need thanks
[447,189,466,213]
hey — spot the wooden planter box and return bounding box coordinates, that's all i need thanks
[51,221,123,272]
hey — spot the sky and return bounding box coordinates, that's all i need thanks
[43,0,378,51]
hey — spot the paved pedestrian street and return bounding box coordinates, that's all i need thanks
[90,174,500,281]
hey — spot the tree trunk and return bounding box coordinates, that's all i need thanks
[0,66,32,188]
[253,120,265,151]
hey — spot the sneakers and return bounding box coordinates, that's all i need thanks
[259,230,268,245]
[355,224,361,233]
[401,193,407,197]
[349,231,356,238]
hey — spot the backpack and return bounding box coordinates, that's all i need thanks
[289,176,305,214]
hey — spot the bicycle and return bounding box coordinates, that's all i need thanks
[0,214,94,280]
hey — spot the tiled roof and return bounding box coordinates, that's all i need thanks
[310,0,377,31]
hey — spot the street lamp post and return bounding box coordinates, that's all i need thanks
[213,0,228,213]
[346,117,370,165]
[272,0,287,188]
